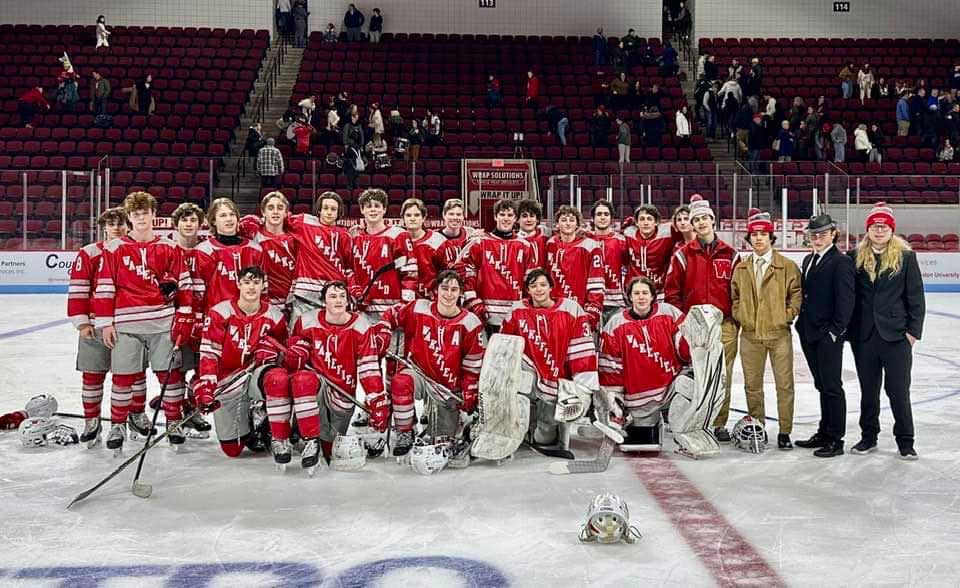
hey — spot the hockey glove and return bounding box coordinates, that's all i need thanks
[284,337,312,371]
[0,410,27,430]
[193,379,220,414]
[159,279,178,303]
[466,299,488,323]
[593,388,627,439]
[460,385,478,414]
[253,335,287,367]
[367,391,390,433]
[171,311,195,347]
[190,311,205,344]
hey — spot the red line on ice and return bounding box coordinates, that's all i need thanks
[630,457,785,587]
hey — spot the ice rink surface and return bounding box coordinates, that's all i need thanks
[1,294,959,587]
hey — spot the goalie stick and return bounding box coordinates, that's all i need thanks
[548,429,617,475]
[523,438,575,460]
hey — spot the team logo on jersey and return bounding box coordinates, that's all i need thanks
[122,250,154,282]
[267,248,296,271]
[713,259,733,280]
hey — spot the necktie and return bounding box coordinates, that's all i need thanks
[755,257,765,287]
[808,253,820,277]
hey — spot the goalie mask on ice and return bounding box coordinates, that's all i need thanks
[579,492,642,544]
[19,417,57,447]
[732,415,768,454]
[410,437,452,475]
[25,394,58,419]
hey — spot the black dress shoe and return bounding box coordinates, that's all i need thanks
[814,439,844,458]
[777,433,793,450]
[795,433,829,449]
[850,439,878,455]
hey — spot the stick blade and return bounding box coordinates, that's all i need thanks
[132,481,153,498]
[548,461,571,475]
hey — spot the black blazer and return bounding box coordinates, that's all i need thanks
[796,245,856,343]
[846,248,925,342]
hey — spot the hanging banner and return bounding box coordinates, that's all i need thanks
[462,159,539,229]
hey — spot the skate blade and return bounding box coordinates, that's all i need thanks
[184,429,210,439]
[275,462,288,473]
[85,436,102,449]
[495,454,513,466]
[304,465,318,477]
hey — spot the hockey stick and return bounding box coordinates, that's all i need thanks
[55,412,109,421]
[385,352,465,404]
[131,341,185,499]
[351,261,396,310]
[549,434,617,475]
[523,438,575,460]
[305,365,371,415]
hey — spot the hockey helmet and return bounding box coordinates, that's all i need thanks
[25,394,58,419]
[19,417,57,447]
[579,492,642,544]
[731,415,768,454]
[330,434,366,471]
[410,437,452,476]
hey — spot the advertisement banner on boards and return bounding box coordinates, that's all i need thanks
[461,159,539,229]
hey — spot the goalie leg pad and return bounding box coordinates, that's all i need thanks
[472,334,530,461]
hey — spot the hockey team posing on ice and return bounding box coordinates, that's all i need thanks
[51,185,926,475]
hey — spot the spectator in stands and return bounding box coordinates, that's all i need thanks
[17,87,49,128]
[95,15,111,51]
[868,123,885,163]
[641,105,664,147]
[343,4,365,42]
[747,112,766,173]
[938,139,955,162]
[909,88,927,133]
[675,105,691,145]
[944,104,960,146]
[55,53,80,112]
[839,63,855,100]
[639,41,657,67]
[702,82,718,140]
[257,138,284,188]
[775,120,795,162]
[368,8,383,43]
[703,54,718,82]
[367,101,384,141]
[661,41,678,77]
[762,94,776,119]
[748,57,763,96]
[616,116,631,163]
[387,108,404,139]
[343,146,363,190]
[874,77,890,100]
[122,75,154,115]
[734,102,752,156]
[322,97,340,145]
[728,58,743,82]
[592,71,609,107]
[788,96,805,130]
[622,28,639,57]
[645,83,663,110]
[814,122,831,162]
[292,0,309,47]
[920,104,941,149]
[525,71,541,108]
[896,91,912,136]
[423,109,441,145]
[294,119,315,155]
[323,23,339,43]
[610,41,625,71]
[277,0,292,36]
[365,132,388,157]
[674,2,692,43]
[830,122,847,163]
[858,64,874,105]
[335,91,350,120]
[406,119,422,161]
[854,123,880,163]
[589,106,611,147]
[803,106,820,133]
[486,74,502,107]
[950,64,960,91]
[544,105,569,146]
[245,123,264,163]
[90,71,111,116]
[609,72,630,109]
[928,88,941,109]
[696,53,707,80]
[342,111,363,150]
[592,28,607,66]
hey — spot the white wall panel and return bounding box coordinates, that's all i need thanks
[0,0,273,31]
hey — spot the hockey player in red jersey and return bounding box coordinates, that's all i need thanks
[459,199,538,330]
[625,203,681,292]
[284,191,355,324]
[67,207,145,447]
[193,197,264,315]
[351,188,418,316]
[273,281,386,470]
[545,205,605,328]
[375,270,485,456]
[501,269,599,449]
[600,276,691,448]
[402,197,446,299]
[663,194,740,441]
[194,266,289,458]
[434,198,470,271]
[588,200,631,322]
[238,191,297,311]
[94,191,194,452]
[517,198,548,269]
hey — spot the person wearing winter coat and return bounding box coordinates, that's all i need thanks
[525,71,541,108]
[839,63,855,99]
[17,87,49,127]
[343,4,365,42]
[292,0,309,47]
[90,71,111,116]
[675,105,691,144]
[245,123,265,162]
[854,123,880,163]
[123,75,154,115]
[830,123,847,163]
[368,8,383,43]
[775,120,795,162]
[858,64,875,105]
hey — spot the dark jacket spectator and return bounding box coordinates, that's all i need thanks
[368,8,383,43]
[342,114,364,149]
[592,28,607,65]
[90,72,111,116]
[245,123,265,160]
[343,4,365,41]
[589,107,611,147]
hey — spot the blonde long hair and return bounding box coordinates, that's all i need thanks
[855,233,910,281]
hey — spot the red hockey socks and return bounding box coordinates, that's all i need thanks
[390,369,416,432]
[265,367,295,440]
[290,370,321,439]
[156,370,184,421]
[110,374,137,424]
[82,372,107,419]
[129,372,147,413]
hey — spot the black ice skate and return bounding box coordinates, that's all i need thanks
[106,422,126,457]
[392,429,414,457]
[272,438,292,472]
[182,411,212,439]
[81,417,102,449]
[127,411,157,440]
[620,424,661,454]
[301,438,320,477]
[166,420,186,452]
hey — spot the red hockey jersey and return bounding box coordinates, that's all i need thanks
[285,213,354,302]
[67,241,103,328]
[625,231,680,291]
[193,237,264,313]
[521,227,549,270]
[198,300,287,382]
[434,229,469,272]
[379,299,485,402]
[459,232,537,326]
[94,236,193,333]
[290,311,384,413]
[410,229,446,299]
[599,304,691,413]
[351,225,418,313]
[240,215,297,306]
[664,238,739,318]
[500,297,599,401]
[545,235,605,324]
[589,231,630,309]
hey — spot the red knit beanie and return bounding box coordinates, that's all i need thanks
[865,201,895,231]
[746,208,774,234]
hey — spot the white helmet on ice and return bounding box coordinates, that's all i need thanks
[409,437,452,476]
[330,435,366,471]
[579,492,642,544]
[731,415,768,454]
[19,417,57,447]
[25,394,58,418]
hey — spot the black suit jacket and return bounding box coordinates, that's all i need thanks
[846,249,926,342]
[796,245,856,343]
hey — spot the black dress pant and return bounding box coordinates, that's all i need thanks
[851,329,915,446]
[800,334,846,441]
